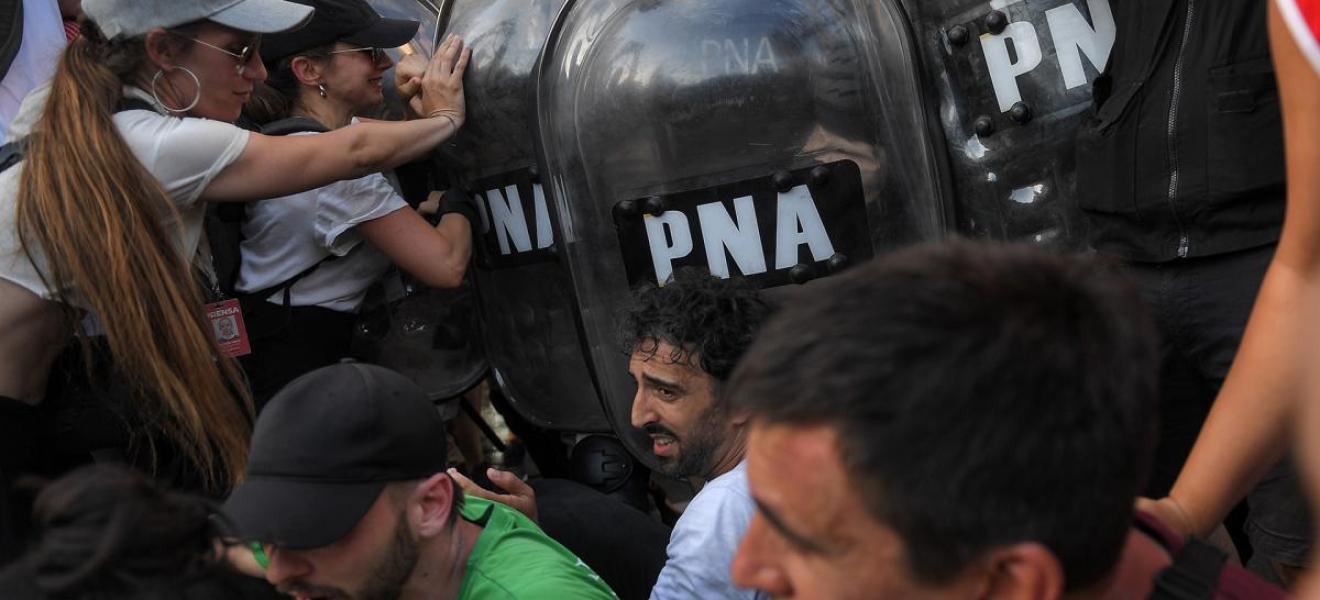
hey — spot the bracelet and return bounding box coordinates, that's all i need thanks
[428,111,459,133]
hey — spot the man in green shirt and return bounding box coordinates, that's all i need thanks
[221,362,617,600]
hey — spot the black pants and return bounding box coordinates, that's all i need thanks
[1120,243,1312,580]
[238,299,357,411]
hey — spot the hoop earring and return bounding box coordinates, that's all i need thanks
[318,83,327,98]
[150,67,201,114]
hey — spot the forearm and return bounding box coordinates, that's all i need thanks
[430,213,473,286]
[1167,262,1311,534]
[343,117,459,176]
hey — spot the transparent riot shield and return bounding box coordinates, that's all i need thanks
[353,0,488,402]
[538,0,954,469]
[904,0,1114,250]
[435,0,612,434]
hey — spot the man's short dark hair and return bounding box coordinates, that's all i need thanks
[619,268,774,393]
[729,240,1158,591]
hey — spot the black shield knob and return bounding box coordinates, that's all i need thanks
[790,263,816,285]
[948,25,970,47]
[1009,101,1033,124]
[985,10,1008,35]
[827,253,849,274]
[974,115,995,137]
[643,196,666,215]
[772,171,795,193]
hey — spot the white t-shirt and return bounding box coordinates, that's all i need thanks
[0,0,64,142]
[0,85,250,308]
[649,462,769,600]
[235,127,407,313]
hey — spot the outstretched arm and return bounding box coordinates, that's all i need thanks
[201,36,471,203]
[1142,0,1320,536]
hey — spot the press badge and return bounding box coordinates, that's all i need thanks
[206,299,251,357]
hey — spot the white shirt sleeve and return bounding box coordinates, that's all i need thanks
[315,171,409,256]
[113,110,250,211]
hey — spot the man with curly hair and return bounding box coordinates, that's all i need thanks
[618,267,773,600]
[459,268,772,600]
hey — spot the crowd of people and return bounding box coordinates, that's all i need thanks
[3,0,1320,599]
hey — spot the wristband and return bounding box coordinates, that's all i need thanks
[439,187,482,227]
[249,541,269,570]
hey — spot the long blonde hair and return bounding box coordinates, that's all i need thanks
[15,25,252,493]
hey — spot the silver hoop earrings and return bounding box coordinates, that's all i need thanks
[150,67,202,114]
[317,83,327,98]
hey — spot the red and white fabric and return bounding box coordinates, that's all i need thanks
[1278,0,1320,75]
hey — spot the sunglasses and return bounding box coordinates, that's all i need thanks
[318,46,390,64]
[175,33,259,76]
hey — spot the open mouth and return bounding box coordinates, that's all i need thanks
[650,434,677,456]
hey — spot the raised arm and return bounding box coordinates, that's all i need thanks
[355,191,474,289]
[1143,0,1320,536]
[201,36,471,203]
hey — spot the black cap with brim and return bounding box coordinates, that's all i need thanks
[341,17,419,50]
[260,0,421,64]
[222,477,386,550]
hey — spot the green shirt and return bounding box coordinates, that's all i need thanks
[455,496,618,600]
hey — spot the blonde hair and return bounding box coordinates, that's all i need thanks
[15,26,252,493]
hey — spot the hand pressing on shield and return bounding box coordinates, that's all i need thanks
[398,34,471,125]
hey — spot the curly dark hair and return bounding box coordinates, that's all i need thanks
[618,268,774,395]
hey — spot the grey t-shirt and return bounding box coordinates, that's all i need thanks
[649,461,768,600]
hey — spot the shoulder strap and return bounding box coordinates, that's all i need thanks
[1147,538,1227,600]
[245,254,339,305]
[260,116,330,136]
[116,97,157,113]
[0,136,24,174]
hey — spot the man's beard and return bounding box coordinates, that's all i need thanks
[657,405,725,480]
[359,513,420,600]
[277,511,419,600]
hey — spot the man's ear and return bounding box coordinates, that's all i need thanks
[289,56,324,88]
[409,472,457,537]
[977,543,1066,600]
[142,28,179,72]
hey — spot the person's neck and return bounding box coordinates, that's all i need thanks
[1063,528,1171,600]
[398,519,483,600]
[701,429,749,481]
[294,96,354,130]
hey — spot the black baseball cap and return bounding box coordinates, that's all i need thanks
[220,363,448,549]
[259,0,420,64]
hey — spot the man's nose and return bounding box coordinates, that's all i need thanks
[630,391,655,430]
[264,546,312,587]
[731,513,792,596]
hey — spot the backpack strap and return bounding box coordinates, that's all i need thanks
[1148,538,1227,600]
[244,254,339,306]
[232,115,338,304]
[0,137,24,174]
[260,116,330,136]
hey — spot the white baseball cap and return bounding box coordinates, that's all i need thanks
[82,0,315,40]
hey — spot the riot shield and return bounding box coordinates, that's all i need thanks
[435,0,612,433]
[351,0,489,402]
[538,0,954,469]
[904,0,1114,249]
